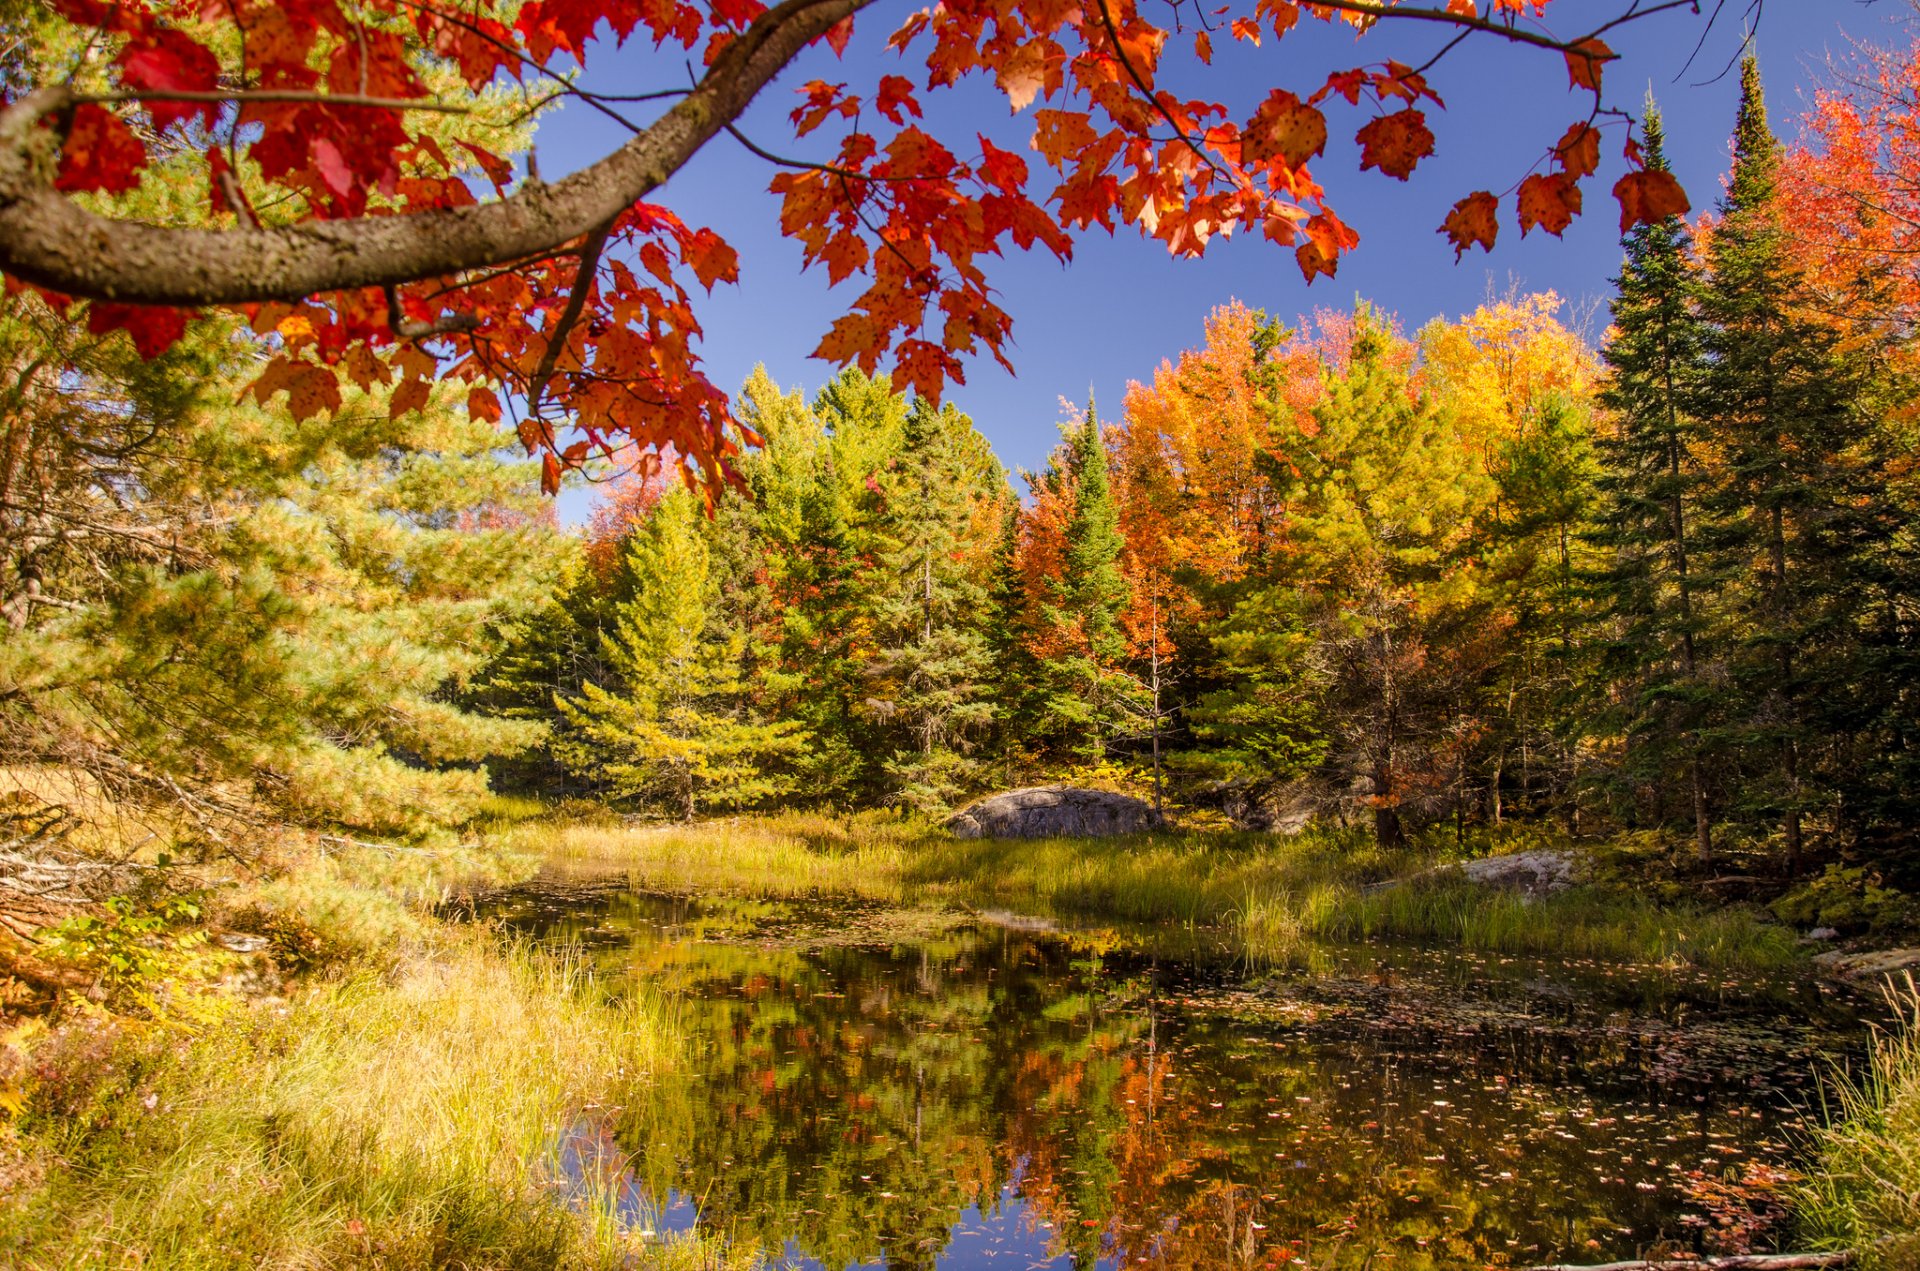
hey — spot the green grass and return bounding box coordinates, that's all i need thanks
[1795,975,1920,1270]
[518,811,1802,974]
[0,844,764,1271]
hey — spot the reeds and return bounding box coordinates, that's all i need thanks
[1794,974,1920,1269]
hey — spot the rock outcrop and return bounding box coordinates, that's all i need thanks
[946,786,1165,840]
[1456,848,1584,897]
[1812,946,1920,983]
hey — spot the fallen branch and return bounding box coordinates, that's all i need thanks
[1524,1250,1854,1271]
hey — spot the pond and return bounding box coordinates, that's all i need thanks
[476,883,1870,1271]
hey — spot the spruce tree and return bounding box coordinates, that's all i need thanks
[1035,396,1139,760]
[1694,57,1884,871]
[556,488,802,819]
[863,399,1005,810]
[1061,394,1130,662]
[1590,100,1720,862]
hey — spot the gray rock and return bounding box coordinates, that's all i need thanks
[1456,848,1583,897]
[1806,926,1840,942]
[946,786,1165,840]
[1814,947,1920,982]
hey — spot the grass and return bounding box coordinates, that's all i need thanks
[1795,974,1920,1270]
[520,810,1803,975]
[0,843,764,1271]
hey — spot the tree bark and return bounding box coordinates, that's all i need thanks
[0,0,874,305]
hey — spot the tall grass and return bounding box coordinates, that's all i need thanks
[1309,881,1804,973]
[3,874,760,1269]
[1795,975,1920,1270]
[521,812,1800,974]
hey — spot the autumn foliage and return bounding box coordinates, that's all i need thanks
[3,0,1694,490]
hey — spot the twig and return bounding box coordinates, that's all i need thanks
[385,285,481,339]
[526,218,616,417]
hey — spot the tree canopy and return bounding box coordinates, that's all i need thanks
[1,0,1695,492]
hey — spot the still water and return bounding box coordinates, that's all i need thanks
[479,884,1867,1271]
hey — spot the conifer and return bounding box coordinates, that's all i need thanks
[1590,100,1719,861]
[1694,57,1884,870]
[556,488,802,819]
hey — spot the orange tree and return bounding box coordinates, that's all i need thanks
[0,0,1695,491]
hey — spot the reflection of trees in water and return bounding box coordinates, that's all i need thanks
[527,896,1802,1271]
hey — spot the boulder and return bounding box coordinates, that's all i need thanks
[1811,946,1920,982]
[946,786,1165,840]
[1456,848,1584,897]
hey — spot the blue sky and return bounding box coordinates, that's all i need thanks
[537,0,1897,516]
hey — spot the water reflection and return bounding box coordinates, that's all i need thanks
[480,887,1864,1270]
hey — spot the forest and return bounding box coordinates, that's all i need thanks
[4,0,1920,1266]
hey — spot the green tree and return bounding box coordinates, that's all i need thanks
[1273,315,1492,847]
[1589,100,1720,861]
[556,487,802,819]
[864,399,1009,811]
[1035,397,1141,761]
[1693,58,1887,871]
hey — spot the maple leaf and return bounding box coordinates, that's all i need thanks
[468,387,503,423]
[1031,110,1098,168]
[86,302,188,358]
[118,30,222,130]
[815,312,881,366]
[1438,191,1498,260]
[1564,38,1614,93]
[683,228,739,290]
[1356,109,1434,181]
[997,42,1048,112]
[53,103,147,194]
[249,356,344,421]
[1613,168,1690,231]
[1518,171,1581,237]
[389,373,432,419]
[1552,122,1600,181]
[1243,90,1326,171]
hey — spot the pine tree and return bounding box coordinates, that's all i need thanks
[1034,396,1141,760]
[863,398,1006,810]
[556,488,802,819]
[1589,100,1720,861]
[1061,394,1130,663]
[1694,57,1884,871]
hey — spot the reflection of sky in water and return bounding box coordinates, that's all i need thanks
[498,887,1872,1271]
[561,1116,1115,1270]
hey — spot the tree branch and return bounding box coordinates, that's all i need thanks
[0,0,877,307]
[76,88,470,113]
[526,218,615,415]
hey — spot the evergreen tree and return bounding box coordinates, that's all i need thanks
[1035,396,1141,760]
[1589,100,1720,860]
[1694,57,1886,871]
[1061,394,1130,662]
[556,488,802,819]
[864,399,1006,811]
